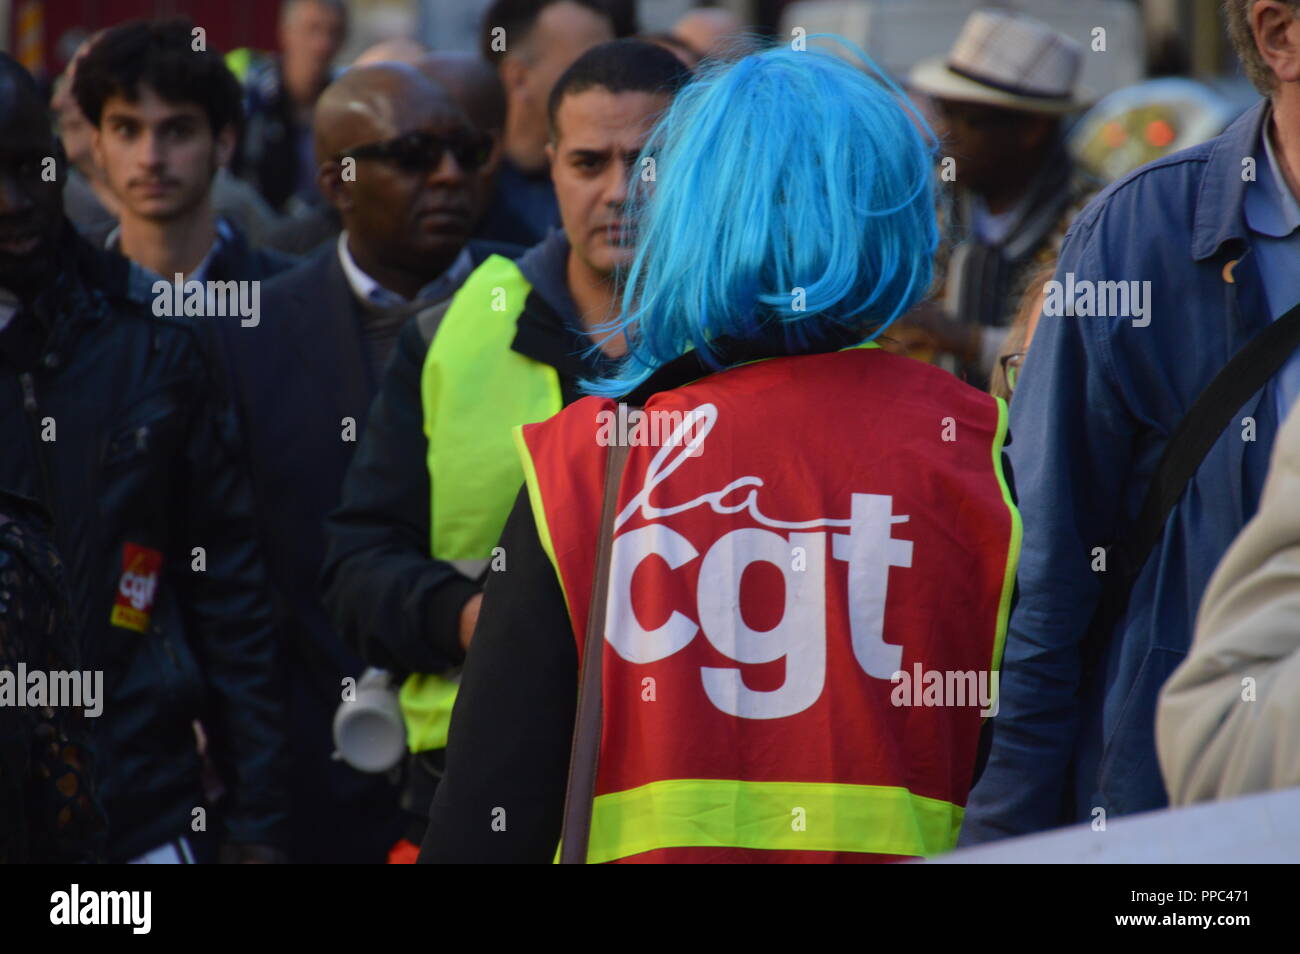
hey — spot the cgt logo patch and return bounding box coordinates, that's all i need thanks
[110,543,162,633]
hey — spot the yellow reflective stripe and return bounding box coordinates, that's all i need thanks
[587,778,963,863]
[988,395,1022,691]
[399,671,459,753]
[512,425,573,621]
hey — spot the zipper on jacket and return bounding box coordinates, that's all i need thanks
[18,372,58,515]
[15,369,93,641]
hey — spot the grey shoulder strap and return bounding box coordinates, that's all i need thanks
[558,435,632,864]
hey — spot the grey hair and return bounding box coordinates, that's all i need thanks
[1223,0,1300,93]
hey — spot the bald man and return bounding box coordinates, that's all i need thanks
[672,7,753,60]
[416,51,524,247]
[207,63,519,863]
[309,63,487,306]
[353,37,428,68]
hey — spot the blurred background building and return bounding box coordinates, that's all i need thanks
[0,1,1253,82]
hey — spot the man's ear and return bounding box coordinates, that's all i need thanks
[1253,0,1300,84]
[318,160,351,212]
[214,123,238,168]
[544,140,556,168]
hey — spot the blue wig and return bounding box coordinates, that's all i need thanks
[584,34,939,397]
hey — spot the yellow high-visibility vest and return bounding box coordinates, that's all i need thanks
[401,255,563,753]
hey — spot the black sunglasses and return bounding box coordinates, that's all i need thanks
[339,129,493,173]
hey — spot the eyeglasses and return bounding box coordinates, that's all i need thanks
[999,351,1026,393]
[339,129,494,174]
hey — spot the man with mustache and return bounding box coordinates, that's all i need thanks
[321,39,691,856]
[72,20,294,297]
[208,62,515,862]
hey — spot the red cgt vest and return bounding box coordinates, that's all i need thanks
[515,346,1021,863]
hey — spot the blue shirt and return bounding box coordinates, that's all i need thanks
[106,218,233,284]
[960,99,1288,842]
[1245,110,1300,427]
[336,231,475,307]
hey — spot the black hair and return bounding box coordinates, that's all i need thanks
[546,38,691,140]
[0,52,50,143]
[72,18,243,136]
[0,50,40,99]
[479,0,615,65]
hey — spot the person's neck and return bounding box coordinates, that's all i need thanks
[1270,92,1300,205]
[503,123,548,176]
[566,251,625,357]
[346,234,445,301]
[119,200,217,279]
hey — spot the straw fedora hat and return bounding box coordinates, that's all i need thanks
[909,8,1094,115]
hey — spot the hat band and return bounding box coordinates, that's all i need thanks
[946,60,1071,101]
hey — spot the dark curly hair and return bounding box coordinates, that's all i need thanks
[72,18,243,136]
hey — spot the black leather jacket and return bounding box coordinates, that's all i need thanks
[0,226,288,861]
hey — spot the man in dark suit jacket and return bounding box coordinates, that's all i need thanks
[211,62,519,862]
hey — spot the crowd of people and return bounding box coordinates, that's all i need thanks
[0,0,1297,865]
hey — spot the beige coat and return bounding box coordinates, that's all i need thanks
[1156,398,1300,803]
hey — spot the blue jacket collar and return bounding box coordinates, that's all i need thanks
[1192,98,1270,261]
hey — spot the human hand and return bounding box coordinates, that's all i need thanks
[458,593,484,652]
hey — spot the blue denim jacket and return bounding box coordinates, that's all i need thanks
[960,99,1283,842]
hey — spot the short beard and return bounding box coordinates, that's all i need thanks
[123,149,220,225]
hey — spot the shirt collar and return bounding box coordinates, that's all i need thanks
[337,231,463,307]
[338,231,402,308]
[1245,114,1300,239]
[106,218,231,284]
[1193,98,1271,260]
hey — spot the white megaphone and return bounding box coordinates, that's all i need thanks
[332,667,407,773]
